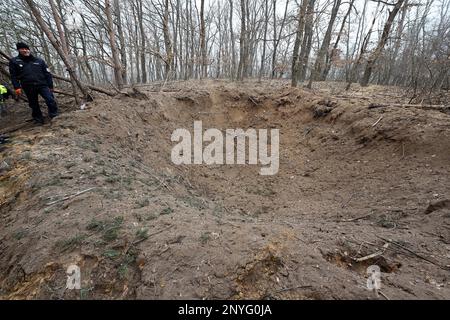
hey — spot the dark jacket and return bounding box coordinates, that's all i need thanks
[9,54,54,89]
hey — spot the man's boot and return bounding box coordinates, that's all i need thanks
[33,117,44,125]
[49,112,58,119]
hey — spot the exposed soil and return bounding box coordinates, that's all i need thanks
[0,80,449,300]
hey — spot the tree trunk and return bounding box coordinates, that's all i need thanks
[345,0,379,90]
[137,0,147,83]
[229,0,236,80]
[360,0,405,87]
[24,0,91,101]
[322,0,354,80]
[49,0,80,104]
[301,0,315,86]
[200,0,207,78]
[291,0,308,87]
[163,0,174,79]
[237,0,247,80]
[271,0,289,78]
[258,0,269,82]
[114,0,127,84]
[105,0,124,89]
[311,0,342,82]
[387,0,408,85]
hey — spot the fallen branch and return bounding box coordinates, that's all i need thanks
[400,142,405,160]
[341,193,356,209]
[46,187,97,206]
[341,212,375,222]
[52,73,115,96]
[159,73,170,93]
[0,122,33,135]
[379,290,390,300]
[136,161,171,190]
[132,225,174,245]
[53,88,76,97]
[248,96,259,106]
[353,243,389,262]
[371,116,383,127]
[369,102,450,112]
[376,236,450,270]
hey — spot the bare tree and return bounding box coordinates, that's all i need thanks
[200,0,207,78]
[48,0,79,103]
[322,0,355,80]
[360,0,406,86]
[0,0,443,101]
[105,0,124,89]
[311,0,342,82]
[237,0,247,80]
[24,0,91,100]
[114,0,127,84]
[291,0,309,87]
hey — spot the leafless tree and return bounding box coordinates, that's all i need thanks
[0,0,446,102]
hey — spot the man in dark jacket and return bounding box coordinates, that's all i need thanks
[9,42,58,124]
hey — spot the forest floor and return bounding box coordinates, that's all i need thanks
[0,79,449,299]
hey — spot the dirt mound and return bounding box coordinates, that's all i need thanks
[0,80,449,299]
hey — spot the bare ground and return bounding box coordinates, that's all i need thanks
[0,80,449,300]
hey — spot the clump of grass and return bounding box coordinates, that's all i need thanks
[137,177,158,187]
[103,249,121,259]
[199,232,211,245]
[123,176,133,185]
[117,249,138,279]
[38,175,62,188]
[13,229,28,240]
[181,196,206,210]
[146,212,159,221]
[135,198,150,208]
[135,228,149,242]
[86,218,105,232]
[65,162,76,169]
[247,186,276,197]
[77,140,98,153]
[102,217,123,242]
[118,264,128,279]
[105,175,120,183]
[20,151,32,161]
[213,204,224,217]
[160,207,174,215]
[377,214,396,229]
[55,234,86,252]
[76,128,89,135]
[101,189,123,200]
[86,216,124,242]
[95,159,105,166]
[80,287,94,300]
[83,155,93,163]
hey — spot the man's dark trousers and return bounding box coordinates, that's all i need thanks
[23,85,58,120]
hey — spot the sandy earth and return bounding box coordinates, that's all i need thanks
[0,79,449,300]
